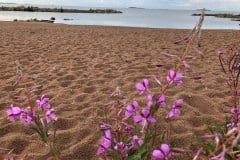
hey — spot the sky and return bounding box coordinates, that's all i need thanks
[0,0,240,11]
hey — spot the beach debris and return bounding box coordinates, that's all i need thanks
[63,18,74,21]
[50,17,55,21]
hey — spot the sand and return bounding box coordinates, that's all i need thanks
[0,21,240,159]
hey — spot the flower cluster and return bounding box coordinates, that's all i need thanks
[6,104,35,126]
[167,99,183,119]
[6,95,57,126]
[97,70,184,159]
[228,107,240,129]
[97,130,112,155]
[166,70,183,86]
[4,61,61,159]
[193,47,240,159]
[96,11,210,158]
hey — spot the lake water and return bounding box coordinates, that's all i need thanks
[0,6,239,29]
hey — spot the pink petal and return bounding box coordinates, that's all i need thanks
[136,83,145,94]
[134,115,142,123]
[147,116,156,123]
[141,108,150,118]
[152,150,164,159]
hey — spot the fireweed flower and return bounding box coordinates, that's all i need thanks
[124,123,134,133]
[97,146,105,156]
[114,141,128,151]
[156,94,166,107]
[131,135,143,150]
[152,144,171,160]
[97,131,112,156]
[125,100,138,118]
[97,137,112,155]
[166,70,183,86]
[136,79,149,95]
[20,109,35,126]
[134,108,156,132]
[113,142,129,160]
[167,99,183,119]
[104,130,112,140]
[217,50,223,56]
[147,94,153,107]
[6,104,22,122]
[36,95,51,110]
[45,108,57,123]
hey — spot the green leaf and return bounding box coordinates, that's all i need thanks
[109,151,121,160]
[44,123,50,136]
[126,134,153,160]
[225,153,233,160]
[29,125,39,133]
[150,103,160,116]
[53,145,61,156]
[140,150,150,160]
[160,130,167,142]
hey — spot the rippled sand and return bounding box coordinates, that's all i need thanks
[0,22,239,159]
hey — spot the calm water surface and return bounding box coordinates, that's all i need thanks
[0,6,239,29]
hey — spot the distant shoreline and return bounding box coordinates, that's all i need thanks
[192,13,240,22]
[0,6,123,13]
[192,13,240,19]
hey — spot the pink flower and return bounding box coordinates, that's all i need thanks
[36,95,51,110]
[131,135,143,150]
[6,104,21,122]
[217,50,223,56]
[104,130,112,140]
[97,146,105,156]
[136,79,149,95]
[125,100,138,118]
[97,131,112,156]
[147,94,153,107]
[167,99,183,119]
[97,137,112,155]
[45,108,57,123]
[166,70,183,86]
[134,108,156,132]
[152,144,171,160]
[20,109,35,126]
[156,94,166,107]
[124,123,134,133]
[113,142,129,159]
[114,141,128,152]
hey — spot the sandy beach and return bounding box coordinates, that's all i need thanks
[0,21,240,159]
